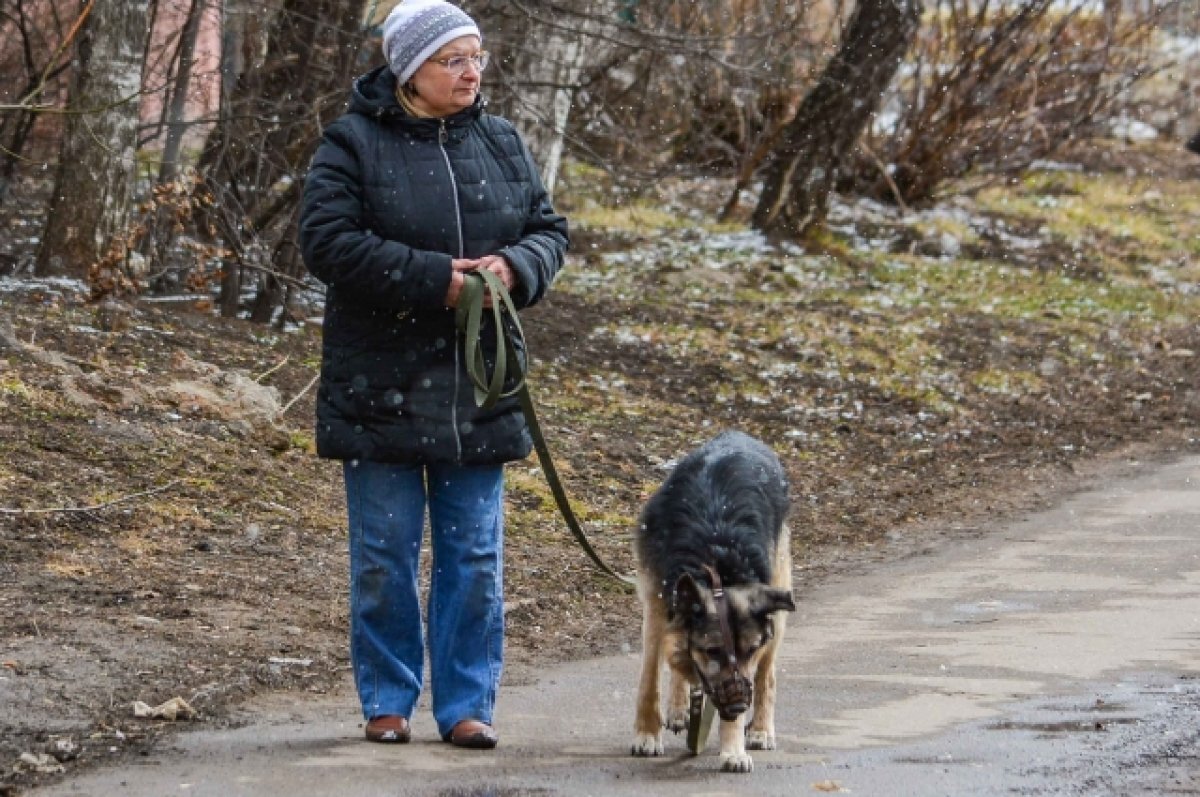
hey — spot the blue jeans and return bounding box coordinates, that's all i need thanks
[343,460,505,738]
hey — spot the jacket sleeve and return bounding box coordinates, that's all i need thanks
[496,131,569,310]
[298,118,452,310]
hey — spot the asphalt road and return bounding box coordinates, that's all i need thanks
[38,453,1200,797]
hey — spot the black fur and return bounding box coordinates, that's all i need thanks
[636,431,789,604]
[1188,130,1200,156]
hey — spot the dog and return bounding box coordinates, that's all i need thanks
[630,430,795,773]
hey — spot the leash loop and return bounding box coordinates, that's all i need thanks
[456,271,635,588]
[455,268,526,409]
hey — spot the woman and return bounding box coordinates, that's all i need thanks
[298,0,568,750]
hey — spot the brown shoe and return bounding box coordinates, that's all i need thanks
[365,715,410,743]
[445,719,498,749]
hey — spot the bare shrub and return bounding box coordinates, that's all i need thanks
[851,0,1171,206]
[554,0,841,189]
[87,169,231,303]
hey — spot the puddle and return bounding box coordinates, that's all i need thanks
[434,787,555,797]
[894,754,985,766]
[988,716,1140,734]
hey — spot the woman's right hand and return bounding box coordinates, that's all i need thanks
[445,259,479,307]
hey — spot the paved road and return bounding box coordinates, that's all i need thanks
[39,454,1200,796]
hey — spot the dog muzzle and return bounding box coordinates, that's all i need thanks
[699,667,753,721]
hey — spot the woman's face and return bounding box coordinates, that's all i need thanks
[409,35,483,118]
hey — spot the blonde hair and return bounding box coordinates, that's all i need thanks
[395,81,432,118]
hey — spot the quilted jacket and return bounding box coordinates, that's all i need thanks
[299,65,569,465]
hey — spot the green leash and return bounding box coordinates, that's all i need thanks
[686,687,717,754]
[456,270,636,589]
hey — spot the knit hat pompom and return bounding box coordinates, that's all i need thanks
[382,0,481,84]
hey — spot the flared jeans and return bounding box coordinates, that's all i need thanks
[343,460,505,738]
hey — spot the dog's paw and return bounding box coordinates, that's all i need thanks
[720,751,754,773]
[665,708,689,734]
[745,730,776,750]
[631,733,664,757]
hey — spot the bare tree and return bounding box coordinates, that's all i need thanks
[195,0,367,320]
[35,0,149,277]
[0,0,79,203]
[751,0,920,238]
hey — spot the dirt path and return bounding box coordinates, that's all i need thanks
[33,454,1200,796]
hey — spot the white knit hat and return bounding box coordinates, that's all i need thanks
[381,0,481,84]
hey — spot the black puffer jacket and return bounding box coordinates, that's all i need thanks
[299,65,569,465]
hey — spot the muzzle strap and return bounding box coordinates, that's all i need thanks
[699,565,752,720]
[703,564,738,671]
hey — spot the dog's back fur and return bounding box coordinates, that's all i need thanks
[636,430,788,594]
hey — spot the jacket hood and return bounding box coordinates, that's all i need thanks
[348,64,483,133]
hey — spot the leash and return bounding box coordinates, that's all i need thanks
[456,269,636,588]
[687,685,716,755]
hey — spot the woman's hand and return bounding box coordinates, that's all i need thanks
[444,259,479,307]
[475,255,516,293]
[444,256,516,308]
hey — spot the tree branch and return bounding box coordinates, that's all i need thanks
[0,480,182,515]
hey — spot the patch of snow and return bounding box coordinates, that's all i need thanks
[1110,117,1159,141]
[878,114,901,139]
[1029,159,1084,172]
[700,230,774,253]
[1157,31,1200,60]
[0,276,88,296]
[140,293,210,303]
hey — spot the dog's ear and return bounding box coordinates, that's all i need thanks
[669,572,709,624]
[749,586,796,618]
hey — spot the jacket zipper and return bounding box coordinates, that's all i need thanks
[438,119,466,461]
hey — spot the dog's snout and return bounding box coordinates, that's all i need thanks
[716,699,749,721]
[712,673,754,720]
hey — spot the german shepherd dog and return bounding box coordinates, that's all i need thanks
[630,431,795,773]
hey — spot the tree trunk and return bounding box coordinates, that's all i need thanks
[471,0,616,197]
[752,0,921,239]
[139,0,210,274]
[248,202,303,325]
[35,0,150,277]
[510,30,585,198]
[158,0,209,185]
[502,8,610,199]
[0,108,39,205]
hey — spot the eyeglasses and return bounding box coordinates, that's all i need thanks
[429,51,490,76]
